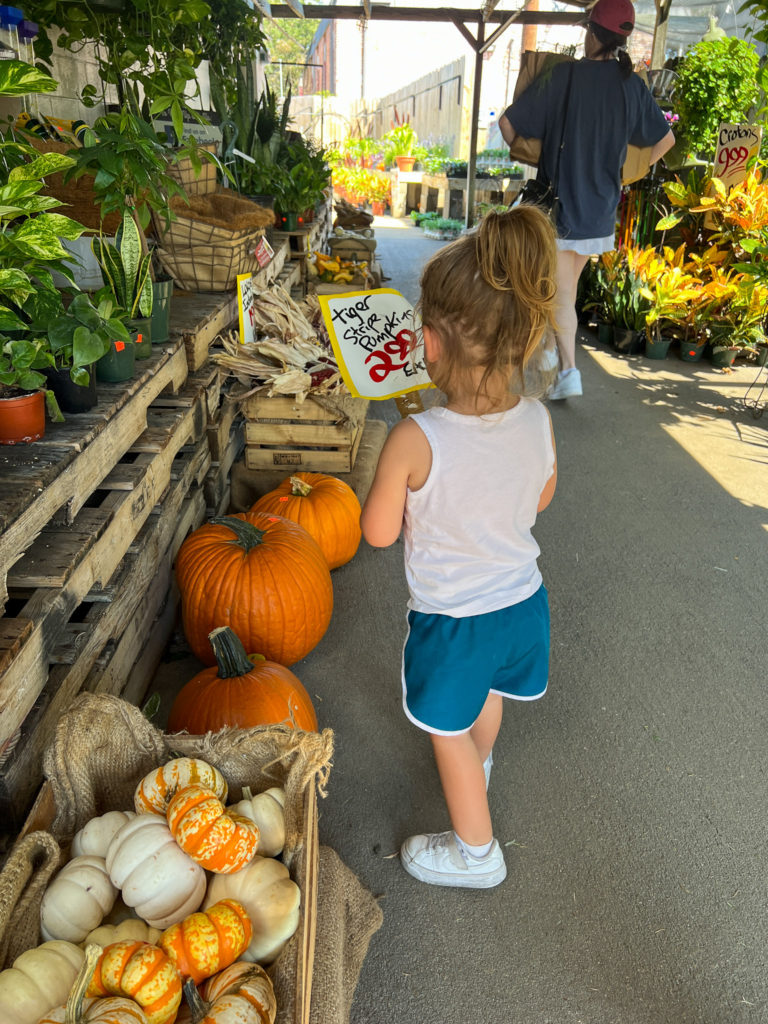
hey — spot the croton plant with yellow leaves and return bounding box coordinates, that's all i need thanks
[0,757,300,1024]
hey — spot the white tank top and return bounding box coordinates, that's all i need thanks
[403,399,554,617]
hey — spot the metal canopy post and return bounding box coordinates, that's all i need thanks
[466,18,485,229]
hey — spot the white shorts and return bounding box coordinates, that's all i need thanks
[556,235,615,256]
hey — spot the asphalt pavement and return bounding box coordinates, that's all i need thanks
[299,217,768,1024]
[154,215,768,1024]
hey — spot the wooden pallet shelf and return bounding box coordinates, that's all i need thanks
[0,435,209,833]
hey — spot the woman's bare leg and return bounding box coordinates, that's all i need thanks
[554,249,589,370]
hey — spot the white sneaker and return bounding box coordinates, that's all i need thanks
[400,830,507,888]
[548,368,582,400]
[483,752,493,791]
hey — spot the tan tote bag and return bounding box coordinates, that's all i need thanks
[506,50,652,185]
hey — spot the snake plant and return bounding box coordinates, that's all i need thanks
[92,210,153,320]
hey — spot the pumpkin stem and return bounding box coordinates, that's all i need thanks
[66,944,101,1024]
[209,626,258,678]
[210,515,266,552]
[242,786,254,800]
[182,976,210,1024]
[289,475,313,497]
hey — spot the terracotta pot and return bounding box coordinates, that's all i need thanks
[371,200,386,216]
[0,389,45,444]
[395,156,416,172]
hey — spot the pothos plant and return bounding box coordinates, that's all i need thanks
[0,61,129,416]
[26,0,209,142]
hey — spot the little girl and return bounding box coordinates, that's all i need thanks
[361,206,559,889]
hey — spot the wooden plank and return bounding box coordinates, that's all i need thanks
[206,397,242,463]
[244,423,364,473]
[7,509,109,589]
[241,394,368,423]
[0,620,33,677]
[0,403,202,747]
[0,344,188,611]
[244,421,354,448]
[170,291,239,372]
[0,444,209,824]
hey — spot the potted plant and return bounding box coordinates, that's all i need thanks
[0,59,105,437]
[673,36,759,159]
[92,211,154,358]
[383,122,419,172]
[603,262,650,353]
[639,255,700,359]
[364,171,391,215]
[706,274,767,367]
[271,141,330,230]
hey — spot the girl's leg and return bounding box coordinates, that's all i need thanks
[554,249,589,370]
[470,692,503,763]
[431,731,492,846]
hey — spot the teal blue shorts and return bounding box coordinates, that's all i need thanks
[402,585,550,735]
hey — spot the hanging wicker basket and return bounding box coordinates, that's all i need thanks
[156,230,266,292]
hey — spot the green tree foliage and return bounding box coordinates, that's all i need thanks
[263,17,321,96]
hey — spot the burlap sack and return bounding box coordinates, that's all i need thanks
[0,694,383,1024]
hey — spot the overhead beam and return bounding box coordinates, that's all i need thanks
[267,5,589,24]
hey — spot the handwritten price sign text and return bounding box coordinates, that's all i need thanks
[714,124,762,188]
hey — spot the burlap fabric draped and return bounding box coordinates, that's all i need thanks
[0,693,382,1024]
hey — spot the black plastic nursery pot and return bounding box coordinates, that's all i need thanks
[96,338,135,383]
[645,335,672,360]
[679,339,706,363]
[709,346,738,368]
[611,327,644,355]
[127,318,152,359]
[597,322,613,347]
[150,279,173,345]
[43,365,98,414]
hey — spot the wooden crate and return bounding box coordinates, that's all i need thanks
[17,735,320,1024]
[242,394,368,474]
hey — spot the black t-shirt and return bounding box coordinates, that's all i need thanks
[504,59,669,240]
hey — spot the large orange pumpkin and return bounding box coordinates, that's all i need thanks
[167,785,260,873]
[167,627,318,734]
[175,512,333,667]
[250,473,362,569]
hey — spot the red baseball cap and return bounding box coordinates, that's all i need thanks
[588,0,635,36]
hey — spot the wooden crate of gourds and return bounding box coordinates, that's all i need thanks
[0,694,333,1024]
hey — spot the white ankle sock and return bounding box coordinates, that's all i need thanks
[455,833,493,860]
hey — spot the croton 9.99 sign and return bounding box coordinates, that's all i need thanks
[318,288,433,400]
[714,124,762,189]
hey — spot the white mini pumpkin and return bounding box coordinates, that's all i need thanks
[71,810,136,859]
[204,855,300,965]
[82,918,162,949]
[0,939,84,1024]
[40,856,117,943]
[228,787,286,858]
[106,813,206,928]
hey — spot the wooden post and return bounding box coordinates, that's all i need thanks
[650,0,672,69]
[466,20,485,230]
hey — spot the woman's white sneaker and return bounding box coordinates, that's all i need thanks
[400,830,507,888]
[548,368,582,400]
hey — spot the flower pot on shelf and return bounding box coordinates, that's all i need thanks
[645,335,673,360]
[371,201,386,216]
[42,365,97,414]
[127,318,152,359]
[395,156,416,173]
[280,211,300,231]
[96,338,135,383]
[0,389,45,444]
[612,326,644,355]
[756,342,768,367]
[150,278,173,345]
[679,338,706,362]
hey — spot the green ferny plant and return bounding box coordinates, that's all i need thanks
[674,37,760,156]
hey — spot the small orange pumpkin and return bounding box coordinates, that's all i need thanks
[39,945,149,1024]
[86,941,181,1024]
[180,961,277,1024]
[158,899,252,986]
[167,784,260,873]
[167,627,318,734]
[250,472,362,569]
[175,512,333,667]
